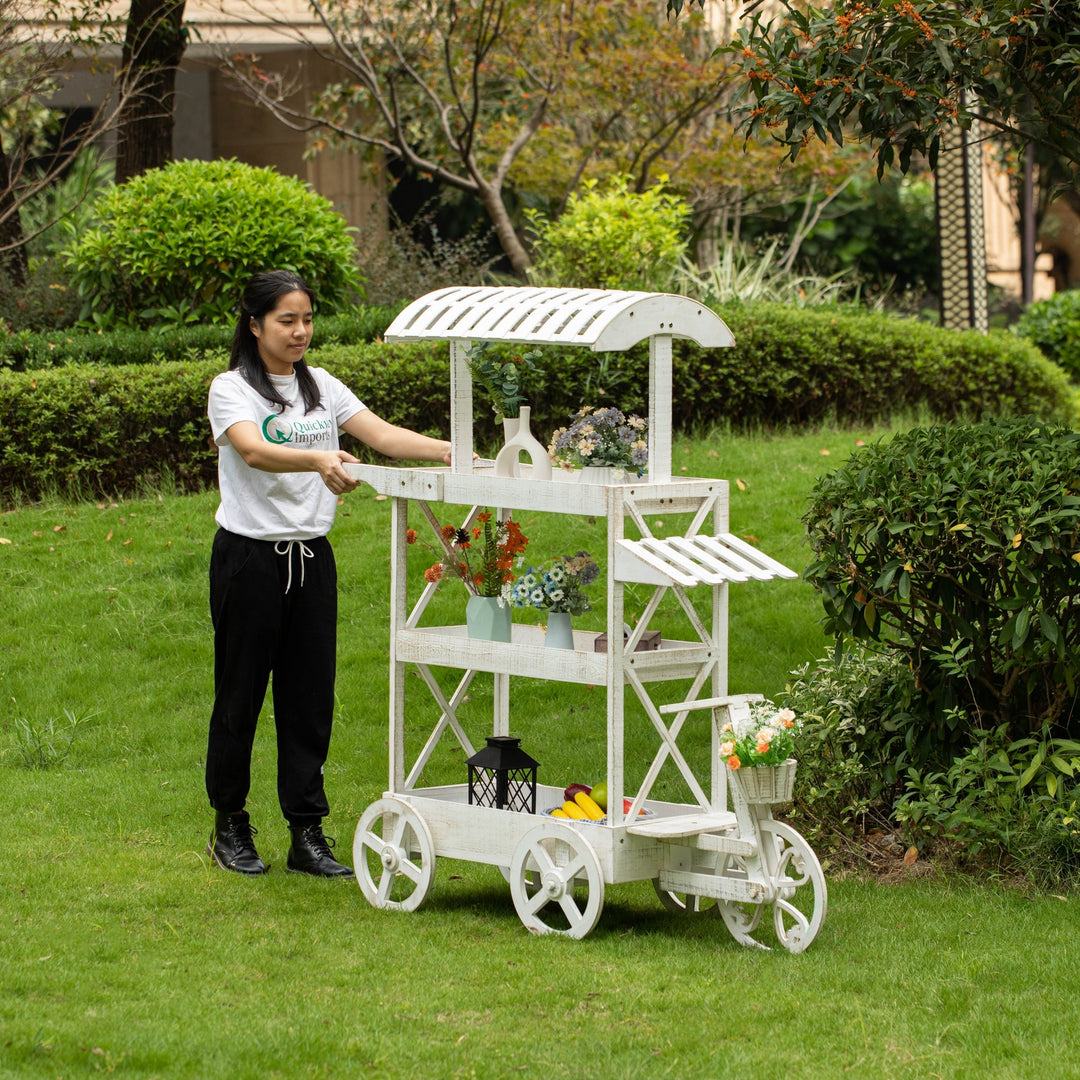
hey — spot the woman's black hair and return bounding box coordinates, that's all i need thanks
[230,270,322,413]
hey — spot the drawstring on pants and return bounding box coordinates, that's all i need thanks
[274,540,315,594]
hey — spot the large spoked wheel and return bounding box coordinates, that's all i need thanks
[353,798,435,913]
[510,823,604,939]
[763,819,827,953]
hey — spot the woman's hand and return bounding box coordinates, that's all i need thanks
[314,450,362,495]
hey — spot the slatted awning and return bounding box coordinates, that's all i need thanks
[614,533,797,588]
[383,285,735,352]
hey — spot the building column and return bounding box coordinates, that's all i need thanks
[936,119,989,332]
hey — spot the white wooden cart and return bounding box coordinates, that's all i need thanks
[343,286,827,951]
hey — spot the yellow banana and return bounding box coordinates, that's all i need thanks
[574,791,605,820]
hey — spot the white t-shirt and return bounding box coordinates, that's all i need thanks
[208,366,366,541]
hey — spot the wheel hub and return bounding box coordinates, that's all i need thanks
[542,871,564,898]
[380,844,401,871]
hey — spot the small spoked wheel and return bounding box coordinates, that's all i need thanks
[715,851,766,948]
[715,821,826,952]
[510,823,604,939]
[353,798,435,913]
[762,819,827,953]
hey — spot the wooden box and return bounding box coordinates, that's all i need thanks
[593,629,662,653]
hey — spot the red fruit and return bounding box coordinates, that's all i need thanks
[564,783,591,801]
[623,798,645,815]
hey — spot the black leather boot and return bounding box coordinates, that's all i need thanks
[207,810,268,875]
[287,823,353,878]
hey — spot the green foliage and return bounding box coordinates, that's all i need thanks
[2,306,1077,504]
[526,175,690,291]
[723,0,1080,184]
[5,708,98,769]
[1013,289,1080,381]
[465,341,543,422]
[671,303,1077,429]
[0,257,82,332]
[803,418,1080,740]
[673,242,856,307]
[19,147,114,260]
[784,649,917,835]
[739,174,939,301]
[65,159,361,328]
[894,722,1080,885]
[0,304,402,371]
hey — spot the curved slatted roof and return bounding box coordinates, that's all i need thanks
[384,286,734,351]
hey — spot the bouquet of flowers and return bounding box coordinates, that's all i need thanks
[548,406,648,473]
[719,701,799,770]
[509,551,600,616]
[420,511,528,597]
[465,341,543,423]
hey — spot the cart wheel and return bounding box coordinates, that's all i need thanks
[762,820,827,953]
[651,850,721,915]
[353,798,435,913]
[715,851,766,949]
[510,823,604,939]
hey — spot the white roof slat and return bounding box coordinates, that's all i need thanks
[384,286,734,351]
[717,533,799,580]
[667,536,755,582]
[636,538,730,586]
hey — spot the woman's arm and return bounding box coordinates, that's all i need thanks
[223,420,361,495]
[343,410,452,465]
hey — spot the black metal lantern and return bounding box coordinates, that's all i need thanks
[466,735,539,813]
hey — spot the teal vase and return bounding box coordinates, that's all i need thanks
[466,595,512,642]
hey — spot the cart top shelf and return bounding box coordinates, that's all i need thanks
[384,285,735,352]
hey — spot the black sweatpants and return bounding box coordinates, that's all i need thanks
[205,528,338,826]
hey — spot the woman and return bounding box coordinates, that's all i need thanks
[205,270,450,877]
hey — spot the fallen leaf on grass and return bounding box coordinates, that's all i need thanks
[819,448,831,456]
[122,538,132,547]
[105,530,113,541]
[0,538,10,545]
[903,846,918,866]
[53,525,66,533]
[735,478,746,490]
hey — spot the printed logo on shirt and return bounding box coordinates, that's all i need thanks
[261,414,334,446]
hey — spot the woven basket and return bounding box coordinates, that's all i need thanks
[733,758,797,804]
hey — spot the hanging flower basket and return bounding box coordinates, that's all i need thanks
[732,758,797,805]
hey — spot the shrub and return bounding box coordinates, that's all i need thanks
[803,417,1080,747]
[783,649,918,837]
[1013,289,1080,381]
[1,308,1075,504]
[0,304,403,371]
[525,175,690,292]
[65,159,361,328]
[893,722,1080,886]
[673,240,856,308]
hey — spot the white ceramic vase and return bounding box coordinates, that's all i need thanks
[494,406,551,481]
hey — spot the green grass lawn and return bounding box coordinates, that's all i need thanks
[2,424,1077,1079]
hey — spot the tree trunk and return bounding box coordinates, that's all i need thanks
[0,140,28,286]
[114,0,188,186]
[475,179,532,278]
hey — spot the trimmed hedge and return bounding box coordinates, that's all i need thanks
[0,304,405,371]
[1,304,1075,504]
